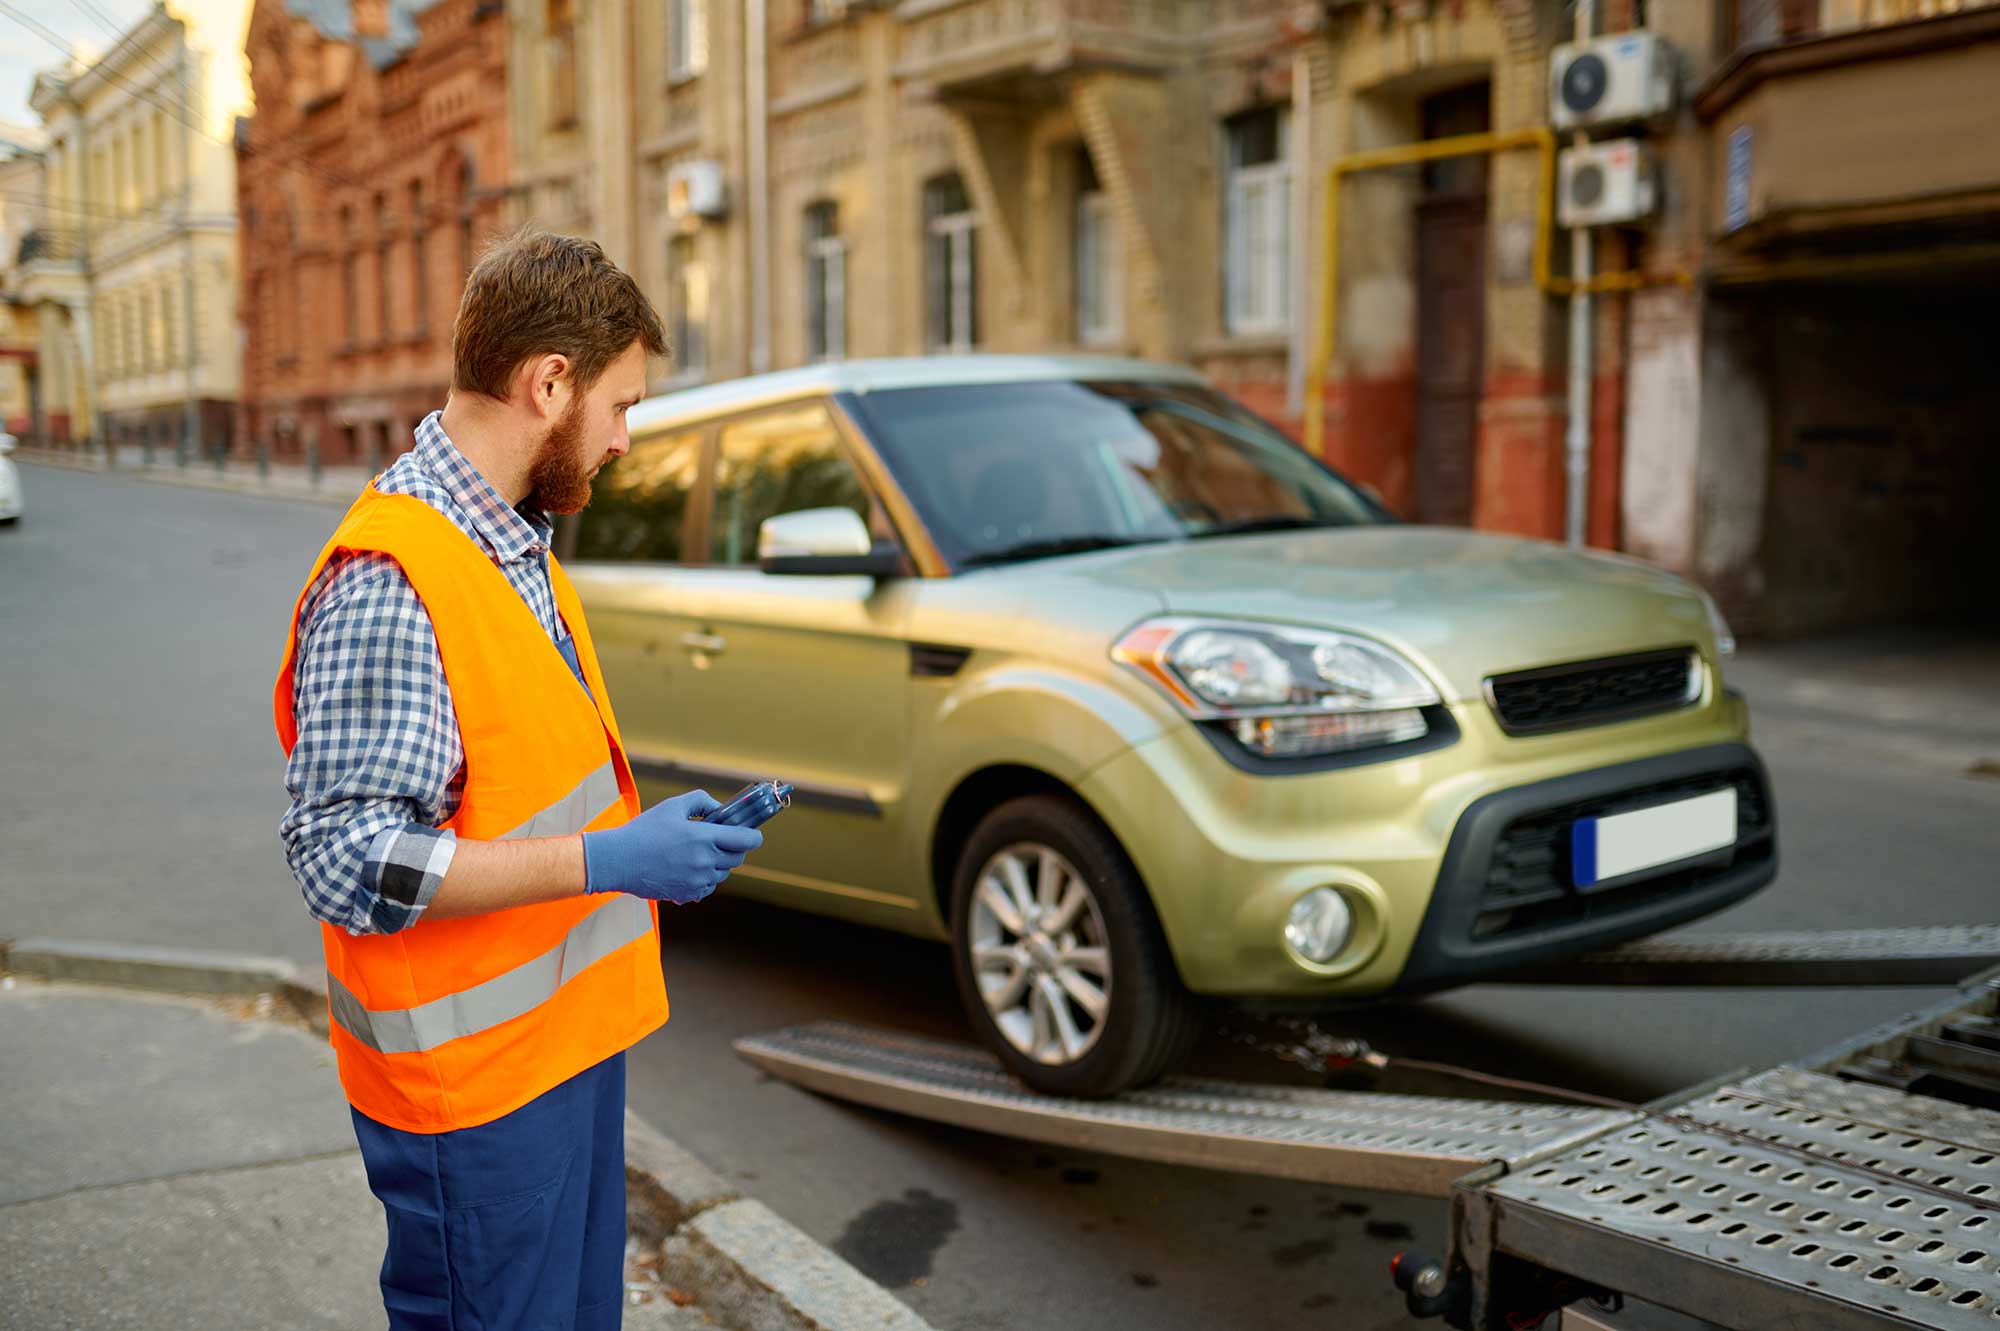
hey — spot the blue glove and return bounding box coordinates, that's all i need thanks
[582,789,764,905]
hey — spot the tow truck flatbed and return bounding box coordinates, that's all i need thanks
[736,929,2000,1329]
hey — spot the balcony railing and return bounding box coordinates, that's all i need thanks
[1735,0,2000,50]
[18,227,82,265]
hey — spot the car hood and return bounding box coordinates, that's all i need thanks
[1067,526,1713,702]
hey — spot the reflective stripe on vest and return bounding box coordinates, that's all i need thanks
[327,892,654,1055]
[501,760,620,841]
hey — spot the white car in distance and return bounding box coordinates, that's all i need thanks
[0,432,21,525]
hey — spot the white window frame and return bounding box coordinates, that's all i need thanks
[668,0,708,80]
[667,235,708,380]
[805,210,847,362]
[1223,110,1293,338]
[929,211,976,353]
[1075,188,1122,348]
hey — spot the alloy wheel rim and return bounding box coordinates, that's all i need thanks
[969,842,1112,1066]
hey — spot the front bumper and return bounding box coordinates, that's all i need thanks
[1391,743,1774,992]
[1075,682,1774,997]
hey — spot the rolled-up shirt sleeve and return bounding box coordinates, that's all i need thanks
[280,554,464,936]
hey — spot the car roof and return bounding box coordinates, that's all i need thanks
[626,354,1210,436]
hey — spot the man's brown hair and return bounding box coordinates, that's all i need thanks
[451,229,667,400]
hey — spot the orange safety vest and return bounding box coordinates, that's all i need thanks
[274,486,668,1133]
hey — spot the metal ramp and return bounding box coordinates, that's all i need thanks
[1455,972,2000,1330]
[737,944,2000,1329]
[1493,924,2000,988]
[735,1020,1633,1198]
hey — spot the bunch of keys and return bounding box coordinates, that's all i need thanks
[692,780,794,829]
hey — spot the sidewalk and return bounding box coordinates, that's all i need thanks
[0,977,711,1331]
[1728,625,2000,778]
[17,446,375,510]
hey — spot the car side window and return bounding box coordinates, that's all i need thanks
[567,428,703,563]
[708,402,890,566]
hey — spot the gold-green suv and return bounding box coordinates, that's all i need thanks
[566,357,1775,1097]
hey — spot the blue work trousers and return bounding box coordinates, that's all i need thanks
[350,1052,628,1331]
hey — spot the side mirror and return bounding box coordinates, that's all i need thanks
[758,507,902,578]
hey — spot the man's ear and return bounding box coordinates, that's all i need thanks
[524,353,572,421]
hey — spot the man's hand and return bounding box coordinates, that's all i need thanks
[581,790,765,905]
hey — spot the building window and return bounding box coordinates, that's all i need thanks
[457,158,477,278]
[161,280,177,366]
[1222,106,1291,338]
[374,195,392,344]
[1074,149,1121,348]
[923,174,976,353]
[547,0,578,128]
[666,233,707,378]
[154,110,171,201]
[140,290,156,372]
[803,200,845,362]
[341,207,359,348]
[668,0,707,80]
[409,183,429,335]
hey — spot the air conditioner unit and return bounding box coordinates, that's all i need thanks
[1550,31,1676,130]
[1558,139,1658,228]
[665,161,728,222]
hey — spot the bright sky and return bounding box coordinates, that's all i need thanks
[0,0,156,129]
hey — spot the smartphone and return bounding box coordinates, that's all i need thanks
[693,780,793,830]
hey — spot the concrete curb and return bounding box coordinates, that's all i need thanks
[0,938,936,1331]
[16,448,363,508]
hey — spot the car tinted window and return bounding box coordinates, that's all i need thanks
[569,428,703,563]
[709,402,877,567]
[845,381,1381,567]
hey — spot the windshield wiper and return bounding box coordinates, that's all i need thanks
[958,534,1168,568]
[1192,515,1342,539]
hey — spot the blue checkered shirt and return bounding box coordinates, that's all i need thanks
[280,412,575,935]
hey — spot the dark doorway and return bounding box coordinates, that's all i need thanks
[1413,81,1492,527]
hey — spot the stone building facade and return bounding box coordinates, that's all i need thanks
[506,1,1599,541]
[511,0,2000,634]
[14,1,248,456]
[235,0,510,467]
[0,128,45,436]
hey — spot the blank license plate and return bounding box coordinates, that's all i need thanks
[1572,788,1738,889]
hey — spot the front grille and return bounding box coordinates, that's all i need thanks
[1476,767,1773,938]
[1487,648,1698,735]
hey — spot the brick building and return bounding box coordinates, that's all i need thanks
[235,0,510,467]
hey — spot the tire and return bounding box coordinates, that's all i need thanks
[948,794,1202,1098]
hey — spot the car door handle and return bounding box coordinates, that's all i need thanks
[680,631,728,655]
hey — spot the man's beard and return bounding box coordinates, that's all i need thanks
[525,397,597,515]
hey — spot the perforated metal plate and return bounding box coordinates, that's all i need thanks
[1472,1005,2000,1331]
[735,1021,1632,1197]
[1502,925,2000,988]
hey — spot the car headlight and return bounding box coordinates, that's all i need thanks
[1697,589,1737,657]
[1113,618,1442,760]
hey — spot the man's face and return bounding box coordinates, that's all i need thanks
[525,340,650,515]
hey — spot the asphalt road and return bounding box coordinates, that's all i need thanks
[4,463,1996,1330]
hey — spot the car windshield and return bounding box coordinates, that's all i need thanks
[842,380,1384,569]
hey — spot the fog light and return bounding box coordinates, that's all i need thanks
[1285,888,1354,965]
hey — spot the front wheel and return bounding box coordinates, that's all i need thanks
[948,794,1202,1098]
